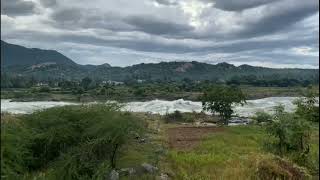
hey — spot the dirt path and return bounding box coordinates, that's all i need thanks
[167,126,225,150]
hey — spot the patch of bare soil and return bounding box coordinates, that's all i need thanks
[167,126,225,150]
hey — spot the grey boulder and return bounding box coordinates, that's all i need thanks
[141,163,158,173]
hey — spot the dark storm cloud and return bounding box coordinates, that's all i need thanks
[154,0,179,6]
[49,7,192,37]
[124,16,194,36]
[236,0,319,38]
[204,0,279,11]
[1,0,36,16]
[51,8,83,24]
[4,28,315,55]
[49,7,136,31]
[39,0,57,7]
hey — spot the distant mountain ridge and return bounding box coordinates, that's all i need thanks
[1,40,319,84]
[1,40,76,67]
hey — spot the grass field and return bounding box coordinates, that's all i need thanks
[161,125,319,179]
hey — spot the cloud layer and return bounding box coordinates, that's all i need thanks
[1,0,319,68]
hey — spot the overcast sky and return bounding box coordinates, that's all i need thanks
[1,0,319,68]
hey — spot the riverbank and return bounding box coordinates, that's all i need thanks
[1,86,318,103]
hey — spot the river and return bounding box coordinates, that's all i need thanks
[1,97,300,117]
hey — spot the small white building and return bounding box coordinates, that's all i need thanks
[36,82,49,87]
[102,80,124,86]
[137,79,145,83]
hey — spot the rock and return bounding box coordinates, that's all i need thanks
[109,170,119,180]
[139,138,146,143]
[260,122,267,126]
[155,147,164,154]
[158,173,170,180]
[134,132,140,139]
[141,163,158,173]
[120,168,136,176]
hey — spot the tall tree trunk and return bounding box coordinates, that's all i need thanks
[300,135,304,152]
[110,143,119,168]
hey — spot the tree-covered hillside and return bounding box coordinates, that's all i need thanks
[1,41,319,86]
[1,40,76,67]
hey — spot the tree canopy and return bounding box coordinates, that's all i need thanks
[201,86,246,125]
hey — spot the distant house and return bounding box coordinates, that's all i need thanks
[36,82,49,87]
[101,80,124,86]
[137,79,145,83]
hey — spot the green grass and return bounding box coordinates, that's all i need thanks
[164,125,319,180]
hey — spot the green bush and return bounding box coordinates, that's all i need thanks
[294,97,319,122]
[164,111,197,123]
[265,104,313,170]
[1,116,32,179]
[164,111,183,123]
[38,86,51,93]
[253,111,272,123]
[1,104,145,179]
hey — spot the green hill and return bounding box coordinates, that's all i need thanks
[1,40,76,67]
[1,41,319,85]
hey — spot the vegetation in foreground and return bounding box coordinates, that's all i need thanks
[162,90,319,179]
[1,88,319,179]
[164,124,318,179]
[1,104,164,179]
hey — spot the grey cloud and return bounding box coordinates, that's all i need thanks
[49,7,192,37]
[81,14,136,31]
[49,7,136,31]
[51,8,83,24]
[207,0,279,11]
[234,0,319,38]
[1,0,36,16]
[40,0,57,7]
[124,16,194,36]
[202,38,316,54]
[4,27,315,55]
[1,0,318,68]
[4,29,317,67]
[154,0,179,6]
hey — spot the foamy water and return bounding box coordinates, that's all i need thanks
[123,97,299,117]
[1,97,301,117]
[0,99,77,114]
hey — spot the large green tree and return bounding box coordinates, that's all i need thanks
[201,86,246,125]
[294,87,319,122]
[266,104,312,166]
[80,77,92,90]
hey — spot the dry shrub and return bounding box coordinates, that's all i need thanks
[256,156,310,180]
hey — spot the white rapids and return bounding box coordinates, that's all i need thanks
[0,99,77,114]
[123,97,299,117]
[1,97,300,117]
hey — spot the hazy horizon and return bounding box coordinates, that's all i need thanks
[1,0,319,68]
